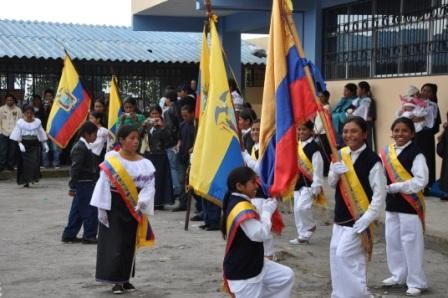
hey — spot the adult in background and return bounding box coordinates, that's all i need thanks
[331,83,357,148]
[42,89,62,168]
[91,125,156,294]
[436,112,448,201]
[418,83,441,193]
[141,105,174,210]
[314,90,332,176]
[61,122,99,244]
[93,98,108,127]
[115,97,145,131]
[228,78,244,113]
[9,104,48,187]
[352,81,376,150]
[0,93,22,172]
[31,94,46,122]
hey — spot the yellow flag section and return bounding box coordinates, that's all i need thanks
[108,75,122,134]
[196,26,210,120]
[189,17,244,206]
[46,54,91,148]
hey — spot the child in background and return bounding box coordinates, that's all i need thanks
[380,117,428,296]
[222,166,294,298]
[290,121,325,245]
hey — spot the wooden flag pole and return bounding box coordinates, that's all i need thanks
[280,1,372,259]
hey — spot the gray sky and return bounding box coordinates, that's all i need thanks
[0,0,132,26]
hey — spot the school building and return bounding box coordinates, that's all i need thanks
[133,0,448,170]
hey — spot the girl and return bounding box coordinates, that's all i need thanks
[90,125,156,294]
[89,111,113,161]
[352,81,376,150]
[222,166,294,298]
[114,97,145,131]
[328,116,386,298]
[331,83,358,148]
[289,121,325,245]
[380,117,428,296]
[140,105,174,210]
[61,121,99,244]
[10,104,48,187]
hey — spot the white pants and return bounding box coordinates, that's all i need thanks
[228,259,295,298]
[385,211,427,289]
[293,188,315,240]
[252,198,275,257]
[330,224,371,298]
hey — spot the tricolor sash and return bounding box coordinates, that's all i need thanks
[100,155,155,248]
[380,144,425,229]
[340,146,374,259]
[297,143,327,206]
[223,200,259,295]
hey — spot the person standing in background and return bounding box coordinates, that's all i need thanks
[42,89,62,168]
[331,83,357,148]
[314,90,332,176]
[0,93,22,172]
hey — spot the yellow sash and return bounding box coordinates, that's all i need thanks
[297,143,327,206]
[101,155,155,249]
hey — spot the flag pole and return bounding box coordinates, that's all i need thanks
[280,0,372,260]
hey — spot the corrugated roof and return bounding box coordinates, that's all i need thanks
[0,19,266,65]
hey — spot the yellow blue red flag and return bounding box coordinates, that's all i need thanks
[195,25,210,120]
[259,0,318,197]
[108,75,123,134]
[189,16,244,206]
[46,54,91,148]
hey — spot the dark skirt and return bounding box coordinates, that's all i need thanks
[144,151,174,207]
[415,129,436,186]
[17,139,41,185]
[96,192,137,284]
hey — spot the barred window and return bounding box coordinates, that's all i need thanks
[323,0,448,79]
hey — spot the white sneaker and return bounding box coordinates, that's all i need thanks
[289,238,309,245]
[406,287,422,296]
[382,276,402,287]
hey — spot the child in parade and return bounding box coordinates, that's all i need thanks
[241,119,279,259]
[61,121,99,243]
[90,125,156,294]
[9,104,48,187]
[89,111,113,161]
[289,121,325,245]
[380,117,428,296]
[222,166,294,298]
[328,116,386,298]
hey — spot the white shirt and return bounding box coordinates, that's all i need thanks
[314,104,331,135]
[328,144,386,223]
[90,126,109,156]
[389,141,428,194]
[9,118,47,142]
[90,151,156,215]
[352,96,371,120]
[0,104,22,136]
[299,137,324,195]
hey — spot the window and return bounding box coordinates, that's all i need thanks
[323,0,448,79]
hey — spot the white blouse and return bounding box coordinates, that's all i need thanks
[90,151,156,215]
[90,126,110,156]
[9,118,47,142]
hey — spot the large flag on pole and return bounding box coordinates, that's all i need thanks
[46,54,91,148]
[195,25,210,120]
[189,16,244,206]
[259,0,318,197]
[108,75,122,134]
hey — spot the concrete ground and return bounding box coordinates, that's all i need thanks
[0,177,447,298]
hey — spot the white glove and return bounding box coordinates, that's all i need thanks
[387,183,402,194]
[262,198,278,215]
[135,201,147,213]
[98,209,109,228]
[42,142,49,153]
[330,161,349,175]
[18,142,26,153]
[352,216,371,234]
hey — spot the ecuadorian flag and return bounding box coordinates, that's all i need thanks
[108,75,122,134]
[46,54,91,148]
[259,0,318,197]
[189,16,244,206]
[195,26,210,120]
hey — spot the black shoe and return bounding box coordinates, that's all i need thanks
[190,215,203,221]
[23,183,29,188]
[123,282,136,292]
[82,237,97,244]
[441,197,448,201]
[199,224,208,230]
[205,226,220,231]
[112,284,124,294]
[172,205,187,212]
[61,236,82,243]
[154,205,165,211]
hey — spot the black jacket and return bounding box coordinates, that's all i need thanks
[69,140,99,190]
